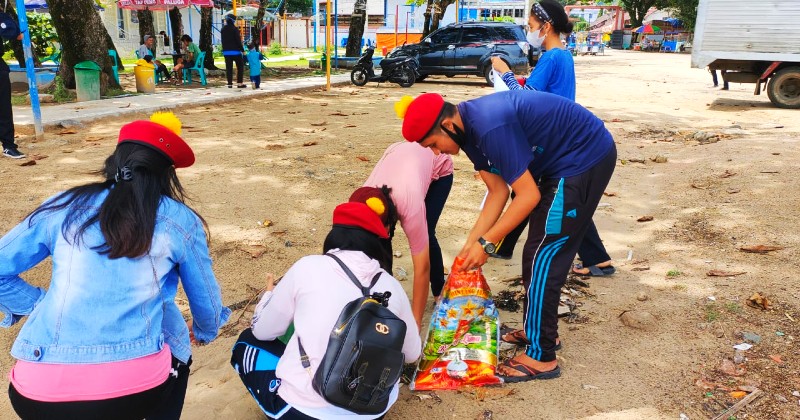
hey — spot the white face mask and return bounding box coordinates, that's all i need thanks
[527,29,546,48]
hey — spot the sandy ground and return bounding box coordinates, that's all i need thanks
[1,50,799,420]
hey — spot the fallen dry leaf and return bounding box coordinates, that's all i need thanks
[649,155,668,163]
[740,245,784,254]
[631,266,650,271]
[302,141,318,147]
[707,270,746,277]
[258,219,274,227]
[343,124,357,128]
[727,188,741,194]
[238,245,267,259]
[19,160,36,167]
[310,121,327,126]
[58,129,78,135]
[270,230,287,236]
[288,111,300,114]
[718,359,746,376]
[603,191,618,197]
[720,170,737,178]
[30,154,48,161]
[282,129,290,133]
[119,103,131,108]
[637,215,654,222]
[329,112,348,116]
[768,354,783,364]
[356,156,370,162]
[746,292,772,310]
[729,391,747,399]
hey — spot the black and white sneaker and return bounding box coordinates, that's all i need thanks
[3,148,25,159]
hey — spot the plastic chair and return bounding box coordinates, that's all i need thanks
[182,51,207,86]
[108,50,120,85]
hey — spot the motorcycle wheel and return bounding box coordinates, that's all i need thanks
[351,67,369,86]
[397,66,416,88]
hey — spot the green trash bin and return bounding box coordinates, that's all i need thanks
[74,61,101,102]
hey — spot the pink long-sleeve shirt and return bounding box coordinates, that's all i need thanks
[364,142,454,255]
[251,249,421,418]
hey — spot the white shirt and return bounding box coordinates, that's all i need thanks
[251,249,421,418]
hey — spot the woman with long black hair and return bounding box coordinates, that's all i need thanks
[0,112,229,419]
[231,202,420,419]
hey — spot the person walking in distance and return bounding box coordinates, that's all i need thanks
[221,15,247,89]
[1,11,25,159]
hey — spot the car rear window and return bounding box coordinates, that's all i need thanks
[491,25,525,42]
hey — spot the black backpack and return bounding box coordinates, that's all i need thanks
[298,253,407,415]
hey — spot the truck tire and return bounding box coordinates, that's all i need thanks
[767,67,800,109]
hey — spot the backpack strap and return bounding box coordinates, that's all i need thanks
[297,254,383,373]
[326,253,382,297]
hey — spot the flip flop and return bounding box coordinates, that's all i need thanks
[498,359,561,383]
[573,264,616,277]
[499,326,562,350]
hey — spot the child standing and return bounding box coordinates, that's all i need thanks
[246,43,264,89]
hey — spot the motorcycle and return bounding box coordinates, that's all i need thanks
[350,46,418,88]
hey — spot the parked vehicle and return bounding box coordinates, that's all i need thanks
[350,46,418,88]
[386,22,531,85]
[692,0,800,108]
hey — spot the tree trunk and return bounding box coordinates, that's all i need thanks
[1,3,41,67]
[168,7,183,53]
[47,0,120,91]
[251,0,270,47]
[345,0,367,57]
[198,8,218,69]
[431,0,455,33]
[105,31,125,72]
[422,1,433,37]
[137,9,156,45]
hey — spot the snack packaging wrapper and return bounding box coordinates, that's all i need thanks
[410,257,502,390]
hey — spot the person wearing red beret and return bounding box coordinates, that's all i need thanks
[349,141,453,329]
[231,202,420,419]
[0,112,229,418]
[396,91,616,383]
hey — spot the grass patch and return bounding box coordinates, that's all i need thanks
[666,269,683,277]
[705,303,720,322]
[11,95,27,106]
[263,59,315,68]
[724,302,742,313]
[51,76,75,103]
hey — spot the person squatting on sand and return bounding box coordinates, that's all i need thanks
[397,91,616,382]
[231,202,420,419]
[0,112,230,419]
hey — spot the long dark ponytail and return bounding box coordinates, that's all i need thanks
[29,142,206,259]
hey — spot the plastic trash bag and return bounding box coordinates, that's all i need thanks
[410,258,502,390]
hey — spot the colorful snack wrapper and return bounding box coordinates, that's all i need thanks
[410,258,502,390]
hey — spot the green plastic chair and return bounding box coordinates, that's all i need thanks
[182,51,206,86]
[108,49,120,85]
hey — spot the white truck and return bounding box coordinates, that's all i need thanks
[691,0,800,108]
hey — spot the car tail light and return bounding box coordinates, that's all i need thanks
[517,41,530,55]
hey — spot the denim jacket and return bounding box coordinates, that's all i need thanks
[0,190,230,364]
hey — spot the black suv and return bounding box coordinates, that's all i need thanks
[387,21,532,84]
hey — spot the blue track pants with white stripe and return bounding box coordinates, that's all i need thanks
[521,146,617,362]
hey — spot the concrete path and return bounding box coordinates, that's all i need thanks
[13,73,351,130]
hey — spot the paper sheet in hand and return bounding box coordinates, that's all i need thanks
[492,70,509,92]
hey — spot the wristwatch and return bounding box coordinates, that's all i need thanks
[478,237,497,254]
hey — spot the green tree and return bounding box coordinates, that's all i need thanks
[665,0,698,31]
[619,0,666,27]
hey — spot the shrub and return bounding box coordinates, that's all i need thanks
[268,42,282,56]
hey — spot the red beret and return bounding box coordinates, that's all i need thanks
[332,202,389,239]
[402,93,445,143]
[349,186,390,225]
[118,121,195,168]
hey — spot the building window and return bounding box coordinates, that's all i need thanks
[117,9,127,39]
